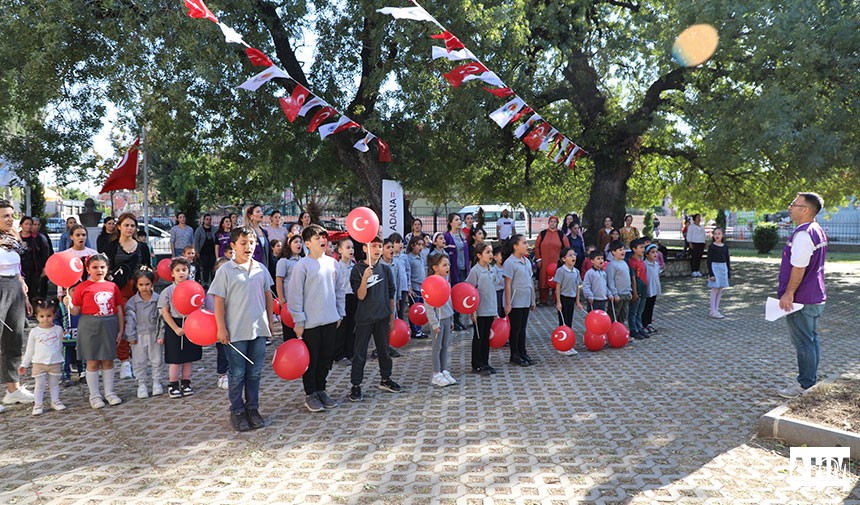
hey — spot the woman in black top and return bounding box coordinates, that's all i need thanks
[104,213,152,300]
[96,216,116,254]
[193,213,217,286]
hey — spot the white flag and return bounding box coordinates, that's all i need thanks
[298,97,326,117]
[513,113,541,138]
[238,66,288,91]
[554,138,571,163]
[377,6,439,24]
[489,97,526,128]
[431,46,477,62]
[354,133,375,152]
[539,128,558,151]
[565,145,582,165]
[462,71,505,88]
[318,116,352,140]
[218,22,246,45]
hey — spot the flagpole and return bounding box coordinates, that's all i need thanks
[141,126,150,263]
[110,191,115,216]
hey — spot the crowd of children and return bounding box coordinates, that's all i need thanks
[12,214,732,433]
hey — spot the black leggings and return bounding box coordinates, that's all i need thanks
[471,316,493,370]
[508,307,530,360]
[690,243,705,273]
[557,295,577,327]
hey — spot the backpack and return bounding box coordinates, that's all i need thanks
[538,229,565,249]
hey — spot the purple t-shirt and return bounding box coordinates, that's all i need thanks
[216,231,231,257]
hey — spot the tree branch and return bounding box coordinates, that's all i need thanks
[598,0,640,11]
[254,0,309,88]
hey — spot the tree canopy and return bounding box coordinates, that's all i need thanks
[1,0,857,241]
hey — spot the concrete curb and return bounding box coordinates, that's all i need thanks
[758,378,860,459]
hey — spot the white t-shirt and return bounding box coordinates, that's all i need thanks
[790,230,814,268]
[0,248,20,276]
[496,217,515,240]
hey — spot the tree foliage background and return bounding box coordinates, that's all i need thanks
[1,0,857,240]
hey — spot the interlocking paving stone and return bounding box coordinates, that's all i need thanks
[0,257,858,504]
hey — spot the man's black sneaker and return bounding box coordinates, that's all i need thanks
[349,385,363,402]
[245,409,265,429]
[379,379,402,393]
[230,412,251,432]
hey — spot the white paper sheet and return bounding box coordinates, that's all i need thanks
[765,297,803,321]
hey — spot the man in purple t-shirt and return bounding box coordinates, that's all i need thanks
[776,192,827,399]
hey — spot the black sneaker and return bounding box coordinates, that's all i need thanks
[379,378,402,393]
[245,408,265,429]
[647,325,658,334]
[482,366,497,376]
[180,379,194,396]
[510,357,528,366]
[641,331,651,339]
[631,332,646,340]
[168,382,182,398]
[371,349,379,359]
[61,378,73,387]
[230,412,251,432]
[412,331,429,339]
[349,385,363,402]
[388,347,401,358]
[522,354,535,365]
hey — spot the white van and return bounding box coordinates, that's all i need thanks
[458,205,529,239]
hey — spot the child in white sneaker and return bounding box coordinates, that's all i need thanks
[125,269,163,399]
[424,254,455,387]
[19,298,66,415]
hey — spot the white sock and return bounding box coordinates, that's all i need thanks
[48,375,60,404]
[33,374,46,406]
[86,371,100,399]
[102,368,116,396]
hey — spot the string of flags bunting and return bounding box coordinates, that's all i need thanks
[378,1,586,169]
[182,0,392,162]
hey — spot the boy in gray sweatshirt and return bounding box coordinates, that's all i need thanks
[288,225,346,413]
[582,250,609,313]
[605,241,631,324]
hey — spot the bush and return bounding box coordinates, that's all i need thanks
[753,222,780,254]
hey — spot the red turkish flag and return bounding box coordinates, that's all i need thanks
[430,31,466,51]
[307,106,336,132]
[483,86,515,98]
[245,47,273,67]
[184,0,218,23]
[377,138,392,163]
[99,139,140,194]
[522,121,550,151]
[443,62,489,88]
[510,106,533,124]
[279,84,310,123]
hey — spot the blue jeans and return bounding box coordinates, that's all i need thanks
[785,303,825,389]
[224,337,266,414]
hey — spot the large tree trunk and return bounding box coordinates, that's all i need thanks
[581,149,634,247]
[332,135,387,216]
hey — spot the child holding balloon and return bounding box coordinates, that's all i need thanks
[210,226,274,432]
[554,248,584,356]
[124,269,163,399]
[406,236,427,339]
[425,253,456,387]
[158,257,202,399]
[465,243,498,375]
[67,254,126,409]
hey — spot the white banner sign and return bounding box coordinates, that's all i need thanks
[381,179,404,238]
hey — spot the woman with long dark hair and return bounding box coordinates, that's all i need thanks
[97,216,116,253]
[443,213,470,331]
[18,216,48,304]
[193,213,217,285]
[215,216,232,258]
[244,204,269,266]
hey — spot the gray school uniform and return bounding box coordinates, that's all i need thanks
[407,253,426,291]
[125,292,160,340]
[157,284,184,320]
[276,256,301,299]
[553,265,581,298]
[288,255,346,330]
[491,264,505,292]
[582,268,608,301]
[381,258,400,305]
[208,259,274,341]
[394,253,410,294]
[464,264,498,317]
[606,260,632,297]
[645,259,662,297]
[503,254,534,308]
[337,259,355,295]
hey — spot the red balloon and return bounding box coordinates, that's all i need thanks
[551,325,576,351]
[280,301,295,328]
[345,207,380,244]
[585,309,611,335]
[546,262,558,288]
[421,275,451,308]
[408,303,428,326]
[272,298,281,317]
[272,339,310,380]
[157,258,173,282]
[173,280,206,315]
[184,309,217,346]
[451,282,480,314]
[489,317,510,348]
[389,319,410,348]
[607,322,630,348]
[45,251,84,288]
[583,331,607,351]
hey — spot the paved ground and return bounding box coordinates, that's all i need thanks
[1,257,858,504]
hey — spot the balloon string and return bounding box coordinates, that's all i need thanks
[0,318,13,333]
[609,299,617,321]
[229,343,255,365]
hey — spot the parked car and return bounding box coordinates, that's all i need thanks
[45,217,65,234]
[458,205,529,239]
[320,219,346,232]
[137,223,171,255]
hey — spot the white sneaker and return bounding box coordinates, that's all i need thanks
[120,361,133,379]
[90,396,106,409]
[0,404,5,413]
[431,373,447,387]
[152,382,164,396]
[105,393,122,406]
[32,404,44,416]
[777,383,808,399]
[4,387,35,404]
[217,375,229,390]
[137,383,149,399]
[559,348,579,356]
[50,401,66,411]
[442,370,457,385]
[713,312,725,319]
